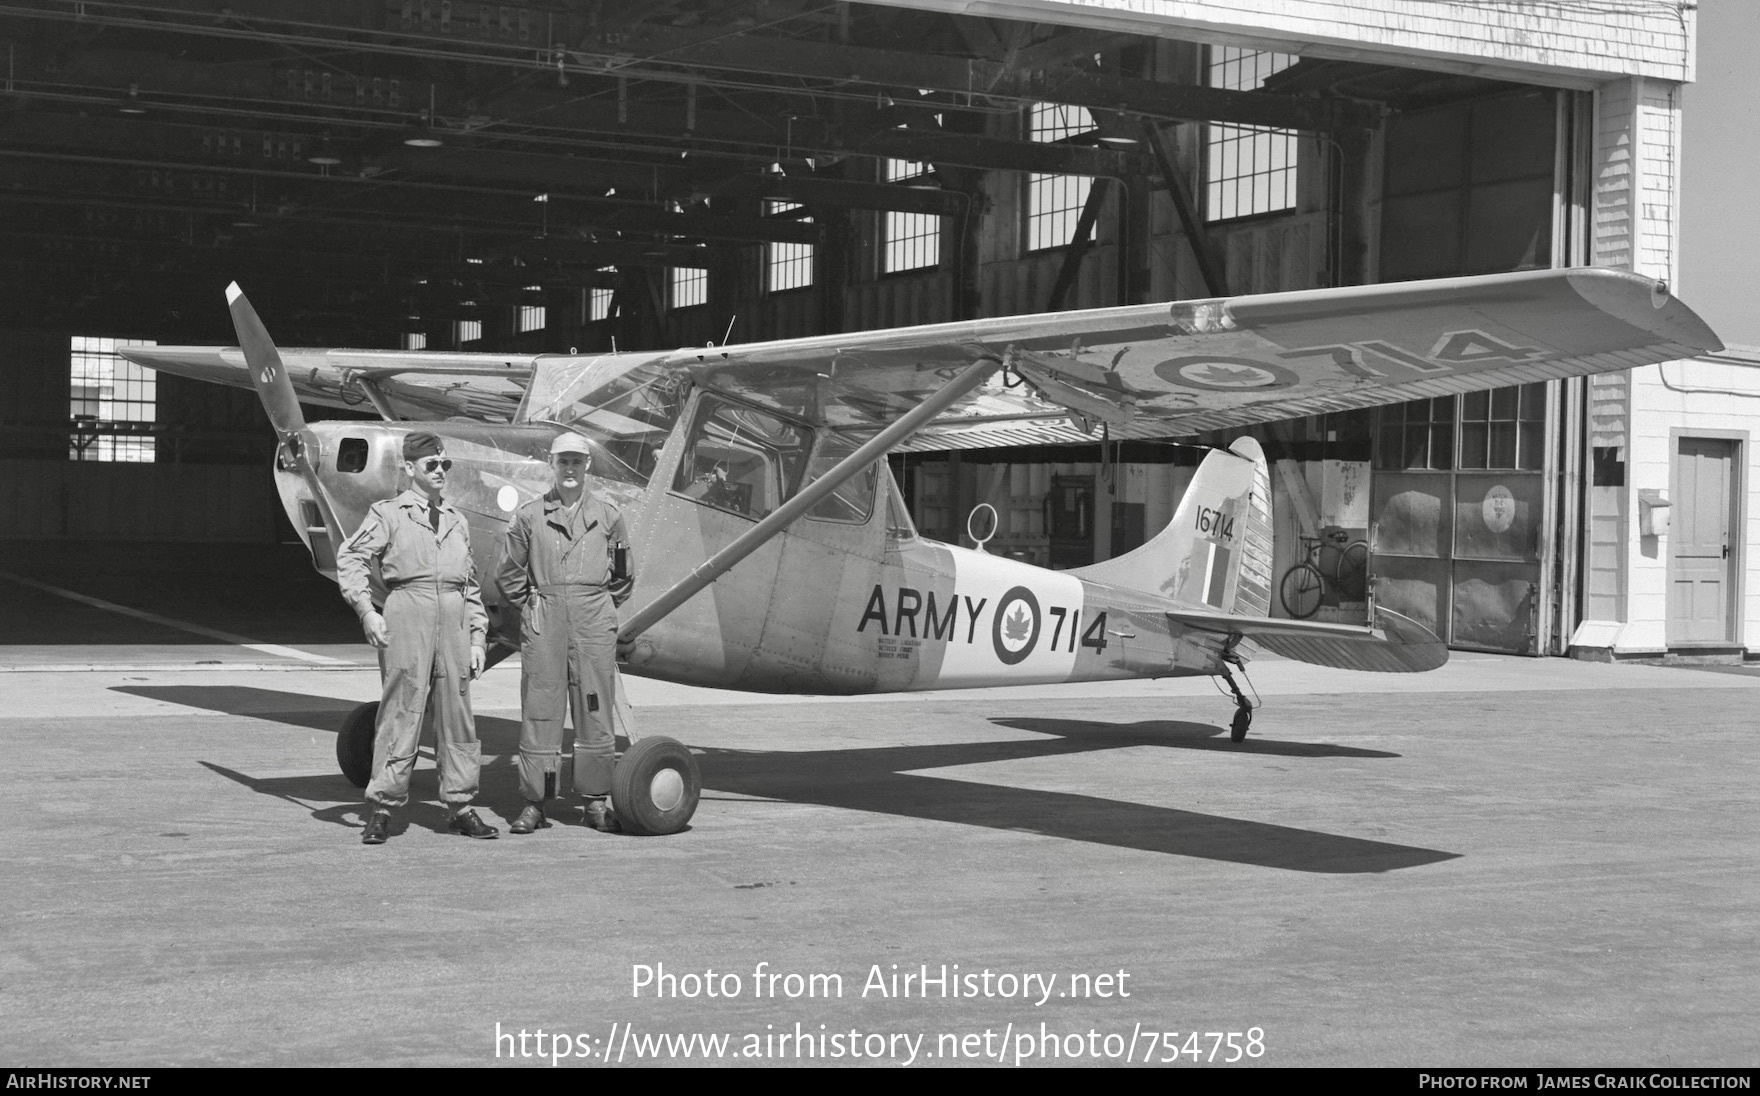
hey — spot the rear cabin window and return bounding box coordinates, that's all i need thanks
[672,396,810,520]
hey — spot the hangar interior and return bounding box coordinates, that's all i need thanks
[0,0,1703,658]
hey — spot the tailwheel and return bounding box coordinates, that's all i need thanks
[1230,707,1252,743]
[611,736,702,836]
[337,701,379,787]
[1218,650,1257,744]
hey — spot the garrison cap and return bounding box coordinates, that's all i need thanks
[401,431,445,461]
[549,433,593,457]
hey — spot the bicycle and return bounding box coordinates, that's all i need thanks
[1278,527,1370,619]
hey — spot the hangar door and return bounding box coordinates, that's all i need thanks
[1372,385,1547,653]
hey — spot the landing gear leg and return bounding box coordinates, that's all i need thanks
[1218,654,1255,743]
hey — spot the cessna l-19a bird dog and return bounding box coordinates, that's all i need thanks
[126,269,1719,834]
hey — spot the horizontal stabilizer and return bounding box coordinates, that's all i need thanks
[1166,605,1448,673]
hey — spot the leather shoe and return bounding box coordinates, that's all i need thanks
[361,810,390,845]
[584,799,622,834]
[510,803,550,834]
[449,808,500,839]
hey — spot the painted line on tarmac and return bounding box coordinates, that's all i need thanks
[0,662,371,673]
[0,570,352,665]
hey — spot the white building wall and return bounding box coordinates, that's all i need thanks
[877,1,1694,83]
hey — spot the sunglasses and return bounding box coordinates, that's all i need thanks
[416,458,453,473]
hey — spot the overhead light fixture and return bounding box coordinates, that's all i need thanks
[1097,135,1140,147]
[307,136,343,166]
[404,109,443,147]
[533,192,550,203]
[231,219,259,229]
[117,83,147,115]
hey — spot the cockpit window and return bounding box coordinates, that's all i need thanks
[671,395,810,520]
[802,431,878,524]
[519,353,685,488]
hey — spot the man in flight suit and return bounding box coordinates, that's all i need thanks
[498,432,636,834]
[338,431,499,845]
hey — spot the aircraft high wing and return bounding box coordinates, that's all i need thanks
[127,268,1719,835]
[127,268,1717,447]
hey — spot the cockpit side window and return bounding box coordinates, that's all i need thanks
[671,395,810,520]
[802,431,878,524]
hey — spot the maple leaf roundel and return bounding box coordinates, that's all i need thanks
[991,585,1041,666]
[1153,356,1298,392]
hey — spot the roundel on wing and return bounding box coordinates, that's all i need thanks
[1153,356,1299,391]
[991,585,1041,666]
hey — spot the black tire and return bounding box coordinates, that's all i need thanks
[1230,708,1251,744]
[611,736,701,836]
[1334,541,1370,600]
[1279,563,1324,619]
[337,701,379,788]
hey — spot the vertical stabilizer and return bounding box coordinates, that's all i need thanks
[1071,437,1273,618]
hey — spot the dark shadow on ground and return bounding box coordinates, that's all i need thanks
[991,717,1402,758]
[141,685,1457,872]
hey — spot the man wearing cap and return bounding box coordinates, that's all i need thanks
[497,432,636,835]
[338,431,500,845]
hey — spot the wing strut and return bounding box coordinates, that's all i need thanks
[618,354,1006,645]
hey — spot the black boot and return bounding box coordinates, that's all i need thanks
[361,810,390,845]
[510,802,550,834]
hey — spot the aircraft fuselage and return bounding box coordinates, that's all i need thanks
[282,415,1231,695]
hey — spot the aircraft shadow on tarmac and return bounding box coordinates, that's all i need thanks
[120,684,1458,874]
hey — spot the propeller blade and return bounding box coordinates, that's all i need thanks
[225,281,308,439]
[224,282,348,559]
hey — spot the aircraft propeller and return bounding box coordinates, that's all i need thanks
[225,282,348,554]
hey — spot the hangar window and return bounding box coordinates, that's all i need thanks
[1459,382,1546,471]
[69,336,157,463]
[672,395,810,521]
[766,201,815,292]
[1374,397,1456,472]
[1025,104,1097,251]
[403,332,427,350]
[882,159,941,273]
[587,267,616,323]
[1205,48,1298,221]
[670,266,708,310]
[455,319,482,346]
[519,287,545,333]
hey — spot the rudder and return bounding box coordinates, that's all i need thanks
[1071,437,1272,617]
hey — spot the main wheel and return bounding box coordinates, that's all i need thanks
[1230,707,1252,743]
[1333,540,1370,600]
[337,701,379,788]
[1279,563,1324,619]
[611,736,701,836]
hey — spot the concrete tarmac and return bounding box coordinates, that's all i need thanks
[2,644,1757,1067]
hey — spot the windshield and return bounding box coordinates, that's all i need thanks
[518,352,687,487]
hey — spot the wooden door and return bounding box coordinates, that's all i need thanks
[1668,437,1737,644]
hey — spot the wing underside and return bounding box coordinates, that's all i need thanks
[125,268,1718,442]
[682,267,1719,448]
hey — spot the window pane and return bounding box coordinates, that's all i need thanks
[803,433,878,524]
[1433,423,1454,470]
[1462,389,1488,420]
[1491,386,1519,420]
[1489,421,1517,468]
[1517,422,1544,470]
[1459,422,1487,469]
[673,397,811,519]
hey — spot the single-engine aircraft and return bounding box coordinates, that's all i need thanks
[124,269,1719,835]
